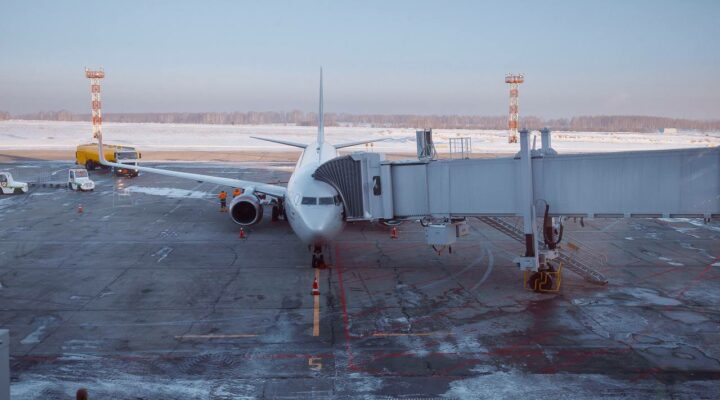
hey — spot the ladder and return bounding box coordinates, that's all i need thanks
[478,216,608,285]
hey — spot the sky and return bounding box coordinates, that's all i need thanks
[1,0,719,119]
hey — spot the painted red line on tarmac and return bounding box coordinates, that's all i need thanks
[637,266,683,283]
[334,244,356,370]
[676,256,719,298]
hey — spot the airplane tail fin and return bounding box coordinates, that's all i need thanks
[317,68,324,146]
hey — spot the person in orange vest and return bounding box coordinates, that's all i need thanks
[218,190,228,212]
[233,188,242,198]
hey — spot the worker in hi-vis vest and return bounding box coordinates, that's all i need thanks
[218,190,228,212]
[233,188,241,198]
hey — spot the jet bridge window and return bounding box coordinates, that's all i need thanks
[318,197,334,205]
[301,197,317,205]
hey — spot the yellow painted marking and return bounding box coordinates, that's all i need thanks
[175,334,257,340]
[308,356,322,371]
[371,332,447,337]
[313,268,320,337]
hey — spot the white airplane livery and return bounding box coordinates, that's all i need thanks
[97,70,382,268]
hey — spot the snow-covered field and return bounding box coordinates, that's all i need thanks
[1,120,718,154]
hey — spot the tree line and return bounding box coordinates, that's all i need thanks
[2,110,719,132]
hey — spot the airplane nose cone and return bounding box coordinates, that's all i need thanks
[300,208,342,245]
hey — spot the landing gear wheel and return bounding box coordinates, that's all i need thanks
[529,271,554,292]
[271,206,280,222]
[311,255,327,269]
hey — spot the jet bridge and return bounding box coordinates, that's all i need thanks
[315,144,719,221]
[314,129,720,281]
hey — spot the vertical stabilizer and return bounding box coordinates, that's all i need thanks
[317,68,324,145]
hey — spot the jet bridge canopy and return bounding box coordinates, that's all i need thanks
[313,147,720,221]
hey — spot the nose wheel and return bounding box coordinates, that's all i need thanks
[311,246,327,269]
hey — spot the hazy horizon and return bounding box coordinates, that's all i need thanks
[6,110,720,122]
[1,0,719,119]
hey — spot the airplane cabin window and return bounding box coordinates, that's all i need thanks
[301,197,317,205]
[318,197,334,205]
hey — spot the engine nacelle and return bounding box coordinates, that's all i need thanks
[229,194,264,225]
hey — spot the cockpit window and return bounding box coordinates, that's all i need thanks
[301,197,317,205]
[318,197,334,205]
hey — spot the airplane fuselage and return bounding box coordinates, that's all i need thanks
[284,141,344,246]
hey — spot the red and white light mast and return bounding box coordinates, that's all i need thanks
[505,73,524,144]
[85,68,105,141]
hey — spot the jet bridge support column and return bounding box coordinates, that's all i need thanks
[540,127,557,156]
[516,129,540,271]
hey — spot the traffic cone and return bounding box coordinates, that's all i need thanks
[77,204,83,214]
[239,228,246,239]
[311,277,320,296]
[390,226,398,239]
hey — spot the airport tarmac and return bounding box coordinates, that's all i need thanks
[1,161,719,399]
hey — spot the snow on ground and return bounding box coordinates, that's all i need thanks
[1,120,718,154]
[125,186,212,199]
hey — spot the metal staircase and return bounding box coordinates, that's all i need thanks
[478,216,608,285]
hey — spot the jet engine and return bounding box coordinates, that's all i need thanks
[229,194,264,225]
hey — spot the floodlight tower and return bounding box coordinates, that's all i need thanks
[505,73,524,144]
[85,68,105,140]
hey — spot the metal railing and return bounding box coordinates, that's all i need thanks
[479,216,608,285]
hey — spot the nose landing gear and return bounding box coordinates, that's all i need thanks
[311,245,328,269]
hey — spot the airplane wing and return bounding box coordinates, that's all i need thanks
[334,138,387,149]
[96,139,286,198]
[250,136,308,149]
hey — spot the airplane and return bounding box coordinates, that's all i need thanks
[96,70,384,268]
